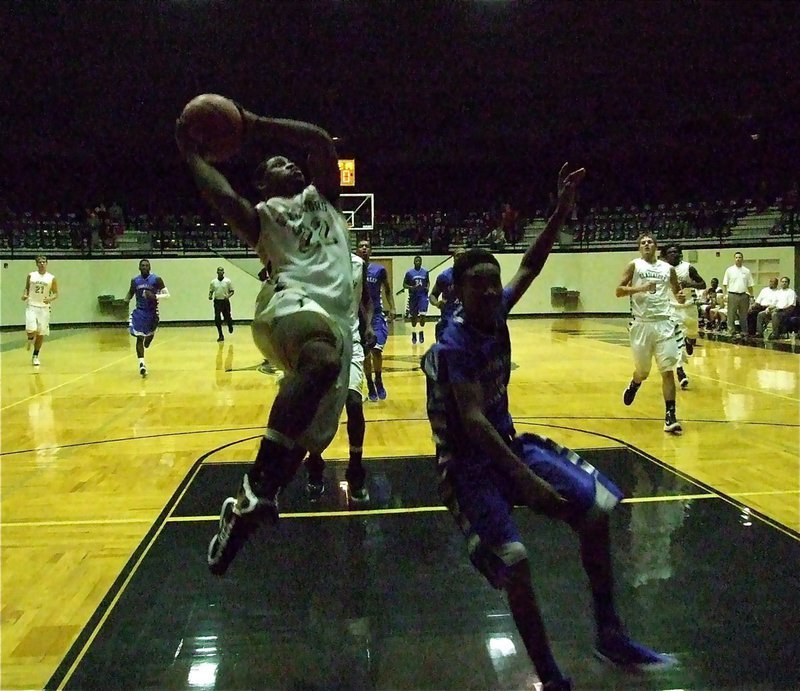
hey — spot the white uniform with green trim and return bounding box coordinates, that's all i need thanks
[251,184,354,453]
[628,258,681,376]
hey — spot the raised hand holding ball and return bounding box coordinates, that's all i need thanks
[178,94,244,162]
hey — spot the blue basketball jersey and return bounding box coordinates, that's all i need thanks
[366,263,387,314]
[422,288,514,468]
[133,274,160,312]
[404,267,429,295]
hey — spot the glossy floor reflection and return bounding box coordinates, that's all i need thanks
[49,450,800,690]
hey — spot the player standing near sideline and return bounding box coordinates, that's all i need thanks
[305,252,375,503]
[176,103,354,575]
[430,247,466,341]
[22,255,58,367]
[125,258,169,377]
[403,255,430,345]
[617,235,685,433]
[422,165,676,691]
[661,244,706,389]
[355,239,396,401]
[209,266,235,342]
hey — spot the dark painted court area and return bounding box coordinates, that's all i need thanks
[49,451,800,690]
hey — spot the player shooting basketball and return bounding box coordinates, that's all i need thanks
[176,98,355,576]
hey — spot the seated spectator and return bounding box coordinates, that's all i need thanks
[698,277,723,328]
[706,292,728,332]
[758,276,798,339]
[747,277,779,335]
[485,227,506,251]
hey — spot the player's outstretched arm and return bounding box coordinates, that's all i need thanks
[240,111,340,205]
[176,120,259,248]
[504,163,585,309]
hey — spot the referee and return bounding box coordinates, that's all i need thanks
[209,267,235,341]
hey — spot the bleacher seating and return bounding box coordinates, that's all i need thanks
[1,198,796,257]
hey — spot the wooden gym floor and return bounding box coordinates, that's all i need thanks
[1,317,798,690]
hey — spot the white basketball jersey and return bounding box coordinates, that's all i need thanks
[27,271,55,307]
[350,253,365,341]
[670,261,696,311]
[630,258,673,321]
[255,185,353,325]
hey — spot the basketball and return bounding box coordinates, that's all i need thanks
[179,94,244,162]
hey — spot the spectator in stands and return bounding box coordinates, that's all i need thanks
[758,277,798,340]
[485,226,507,251]
[722,252,754,338]
[698,278,722,329]
[707,293,728,332]
[109,201,125,235]
[747,277,779,336]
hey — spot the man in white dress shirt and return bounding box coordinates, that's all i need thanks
[722,252,754,337]
[758,276,797,339]
[747,277,778,336]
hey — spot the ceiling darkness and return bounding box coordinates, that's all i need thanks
[3,0,799,213]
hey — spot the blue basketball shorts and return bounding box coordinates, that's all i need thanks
[129,308,159,337]
[438,432,623,588]
[408,292,429,316]
[371,313,388,351]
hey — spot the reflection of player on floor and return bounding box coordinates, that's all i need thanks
[617,235,685,434]
[209,266,235,342]
[660,244,705,390]
[22,255,58,367]
[403,255,429,345]
[125,259,169,377]
[430,247,466,341]
[355,239,396,401]
[305,252,375,503]
[422,166,675,691]
[177,104,354,576]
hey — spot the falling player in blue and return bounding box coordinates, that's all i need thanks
[403,255,430,345]
[356,239,396,401]
[421,165,675,691]
[430,246,466,341]
[125,258,169,377]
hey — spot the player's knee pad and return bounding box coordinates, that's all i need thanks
[468,536,528,590]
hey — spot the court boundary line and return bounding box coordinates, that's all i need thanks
[43,432,798,689]
[4,413,797,458]
[43,437,243,691]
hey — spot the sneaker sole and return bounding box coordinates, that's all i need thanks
[207,496,275,576]
[593,647,678,671]
[349,492,370,505]
[208,497,238,576]
[663,423,683,434]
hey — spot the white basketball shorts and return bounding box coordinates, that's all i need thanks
[251,283,352,454]
[629,319,681,377]
[25,305,50,336]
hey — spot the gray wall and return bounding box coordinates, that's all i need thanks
[2,246,796,327]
